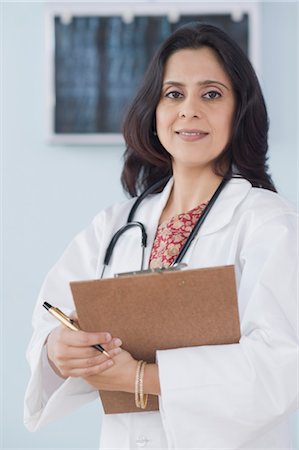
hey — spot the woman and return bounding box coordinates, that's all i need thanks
[24,23,298,449]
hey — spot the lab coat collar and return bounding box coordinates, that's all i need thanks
[140,176,252,238]
[199,176,252,236]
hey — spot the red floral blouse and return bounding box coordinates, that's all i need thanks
[149,202,208,269]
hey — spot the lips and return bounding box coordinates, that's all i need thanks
[176,129,209,136]
[175,129,209,141]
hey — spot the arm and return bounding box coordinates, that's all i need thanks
[46,325,121,378]
[155,213,298,448]
[83,352,161,396]
[24,213,111,431]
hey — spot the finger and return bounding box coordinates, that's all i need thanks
[69,310,78,321]
[104,337,122,352]
[62,342,122,360]
[61,358,114,378]
[65,352,109,369]
[60,328,112,348]
[56,345,101,359]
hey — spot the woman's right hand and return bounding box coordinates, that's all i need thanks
[46,325,122,379]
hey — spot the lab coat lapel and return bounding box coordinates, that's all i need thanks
[180,177,252,266]
[113,177,252,271]
[140,176,251,238]
[198,177,251,236]
[137,178,174,268]
[141,177,251,268]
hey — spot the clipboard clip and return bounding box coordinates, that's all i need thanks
[115,262,188,278]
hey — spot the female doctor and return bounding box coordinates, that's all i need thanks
[24,23,298,449]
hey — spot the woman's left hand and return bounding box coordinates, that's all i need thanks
[83,346,137,393]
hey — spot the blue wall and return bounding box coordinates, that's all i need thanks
[2,2,298,449]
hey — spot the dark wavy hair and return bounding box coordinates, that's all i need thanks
[121,22,276,196]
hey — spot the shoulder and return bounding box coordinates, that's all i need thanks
[238,183,297,227]
[92,189,165,229]
[245,186,295,213]
[199,177,297,237]
[91,197,137,233]
[228,179,298,246]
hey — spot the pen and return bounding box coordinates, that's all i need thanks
[42,301,111,358]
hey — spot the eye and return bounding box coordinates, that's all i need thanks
[202,90,221,100]
[165,90,183,99]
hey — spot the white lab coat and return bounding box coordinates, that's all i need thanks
[24,177,299,449]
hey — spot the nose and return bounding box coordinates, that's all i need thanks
[178,97,202,119]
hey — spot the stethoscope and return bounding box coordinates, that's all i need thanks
[100,174,231,278]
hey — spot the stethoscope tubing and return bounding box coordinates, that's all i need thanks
[101,174,231,276]
[103,221,147,266]
[172,176,229,265]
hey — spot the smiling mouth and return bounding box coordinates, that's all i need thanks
[175,129,209,140]
[178,131,206,136]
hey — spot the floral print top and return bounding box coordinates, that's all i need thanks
[149,202,208,269]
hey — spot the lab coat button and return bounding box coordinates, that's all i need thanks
[135,435,150,447]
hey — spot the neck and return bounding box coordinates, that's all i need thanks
[161,166,223,223]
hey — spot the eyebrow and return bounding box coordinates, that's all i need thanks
[163,80,230,91]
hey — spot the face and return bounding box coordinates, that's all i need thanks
[155,47,235,172]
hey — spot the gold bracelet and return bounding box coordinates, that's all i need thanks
[139,361,148,409]
[135,360,143,408]
[135,360,148,409]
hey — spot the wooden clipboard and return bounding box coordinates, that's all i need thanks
[70,265,240,414]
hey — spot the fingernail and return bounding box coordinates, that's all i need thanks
[107,359,114,367]
[105,333,111,342]
[112,347,121,356]
[114,338,122,346]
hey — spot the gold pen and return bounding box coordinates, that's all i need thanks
[43,301,111,358]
